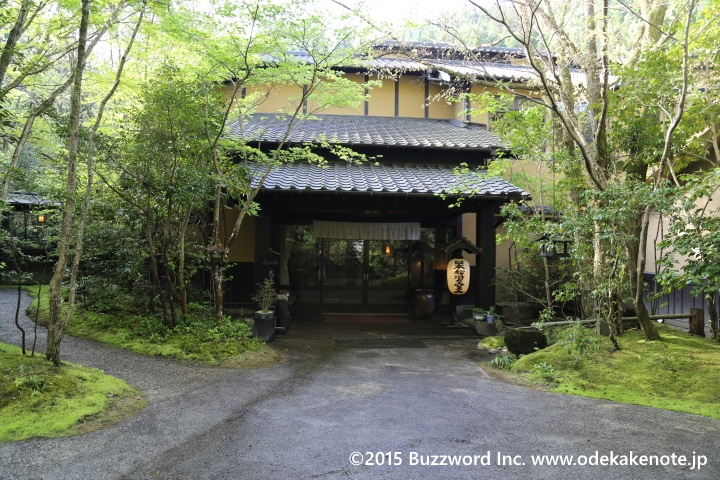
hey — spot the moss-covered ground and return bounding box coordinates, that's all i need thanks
[0,342,146,442]
[499,324,720,419]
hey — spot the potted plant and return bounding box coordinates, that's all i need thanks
[472,306,497,323]
[485,306,497,324]
[252,272,278,342]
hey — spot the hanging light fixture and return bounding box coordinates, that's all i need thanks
[37,214,46,223]
[385,244,391,256]
[446,257,470,295]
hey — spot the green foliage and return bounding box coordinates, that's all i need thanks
[531,362,558,382]
[490,353,517,369]
[174,312,253,344]
[555,322,603,367]
[13,374,47,396]
[252,273,278,312]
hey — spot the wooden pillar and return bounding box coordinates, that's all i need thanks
[475,204,496,309]
[253,205,274,286]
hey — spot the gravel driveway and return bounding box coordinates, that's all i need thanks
[1,288,718,479]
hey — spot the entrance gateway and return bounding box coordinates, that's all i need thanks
[280,223,446,313]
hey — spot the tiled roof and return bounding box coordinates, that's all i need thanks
[229,114,504,151]
[255,161,528,198]
[5,191,52,206]
[431,59,537,83]
[282,49,589,86]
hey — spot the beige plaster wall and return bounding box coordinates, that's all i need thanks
[367,78,396,117]
[397,76,426,118]
[427,82,455,119]
[223,212,256,263]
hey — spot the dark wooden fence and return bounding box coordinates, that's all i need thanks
[644,273,719,336]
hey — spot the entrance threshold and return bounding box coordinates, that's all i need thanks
[277,312,479,339]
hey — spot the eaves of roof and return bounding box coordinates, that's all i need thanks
[252,161,529,199]
[4,192,53,206]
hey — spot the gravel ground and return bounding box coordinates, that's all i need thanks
[1,288,719,480]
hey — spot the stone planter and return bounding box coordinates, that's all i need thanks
[253,311,276,342]
[473,321,496,336]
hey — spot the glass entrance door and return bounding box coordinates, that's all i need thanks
[284,227,410,313]
[365,240,408,312]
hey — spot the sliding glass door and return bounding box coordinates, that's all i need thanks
[283,226,410,312]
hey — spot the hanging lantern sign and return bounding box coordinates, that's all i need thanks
[447,258,470,295]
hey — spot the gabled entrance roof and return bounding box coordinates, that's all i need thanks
[256,161,528,199]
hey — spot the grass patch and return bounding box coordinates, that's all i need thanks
[505,324,720,419]
[25,286,280,367]
[0,342,146,442]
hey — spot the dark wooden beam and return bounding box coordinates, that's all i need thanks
[475,204,497,309]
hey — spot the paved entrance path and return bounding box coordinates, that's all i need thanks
[1,288,718,479]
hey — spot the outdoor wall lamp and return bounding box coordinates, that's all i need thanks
[537,234,572,259]
[385,244,391,255]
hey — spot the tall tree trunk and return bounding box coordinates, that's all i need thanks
[8,231,26,354]
[0,0,31,93]
[627,206,660,341]
[14,276,26,355]
[47,0,91,366]
[708,293,719,341]
[63,3,145,332]
[145,209,170,326]
[178,204,193,316]
[209,185,226,325]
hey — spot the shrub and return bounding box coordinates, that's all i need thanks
[556,321,602,366]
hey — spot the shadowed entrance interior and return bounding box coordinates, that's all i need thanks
[323,314,411,324]
[282,225,440,314]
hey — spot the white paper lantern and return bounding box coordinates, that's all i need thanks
[447,258,470,295]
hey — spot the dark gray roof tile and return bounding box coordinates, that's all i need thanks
[256,162,528,198]
[229,114,504,151]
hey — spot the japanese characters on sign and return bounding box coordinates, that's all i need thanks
[447,258,470,295]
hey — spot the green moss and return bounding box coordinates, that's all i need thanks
[478,336,505,349]
[509,325,720,419]
[0,342,146,442]
[26,286,276,367]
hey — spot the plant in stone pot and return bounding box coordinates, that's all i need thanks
[252,272,278,342]
[472,307,488,322]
